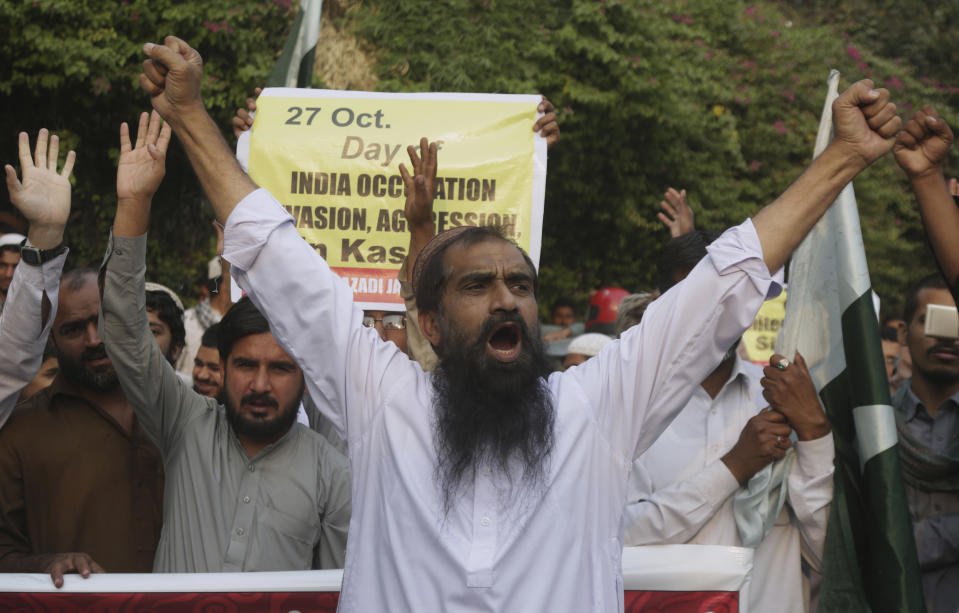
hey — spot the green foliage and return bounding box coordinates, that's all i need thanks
[0,0,295,301]
[1,0,953,319]
[351,0,957,318]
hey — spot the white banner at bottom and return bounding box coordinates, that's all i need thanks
[0,545,752,612]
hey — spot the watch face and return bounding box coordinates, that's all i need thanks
[21,246,42,266]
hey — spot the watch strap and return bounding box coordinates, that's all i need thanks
[19,239,67,266]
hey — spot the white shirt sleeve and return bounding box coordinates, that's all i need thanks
[563,219,783,462]
[222,189,420,447]
[0,248,67,427]
[787,433,835,571]
[622,457,741,545]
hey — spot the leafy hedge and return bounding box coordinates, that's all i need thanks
[0,0,295,300]
[350,0,958,318]
[1,0,955,317]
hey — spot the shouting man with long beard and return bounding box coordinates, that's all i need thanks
[138,35,902,612]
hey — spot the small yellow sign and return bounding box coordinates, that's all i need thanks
[742,289,788,365]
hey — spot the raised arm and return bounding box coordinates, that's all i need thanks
[397,138,440,370]
[139,36,256,222]
[139,37,423,444]
[101,111,200,450]
[752,80,901,273]
[893,105,959,296]
[0,129,74,425]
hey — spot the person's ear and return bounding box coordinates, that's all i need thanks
[898,320,908,346]
[420,311,441,347]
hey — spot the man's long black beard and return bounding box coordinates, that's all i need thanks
[431,312,555,515]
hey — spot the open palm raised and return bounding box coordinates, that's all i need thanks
[4,129,75,247]
[116,111,172,204]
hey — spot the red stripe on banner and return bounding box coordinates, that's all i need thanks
[332,266,403,305]
[625,590,739,612]
[0,590,736,612]
[0,591,340,612]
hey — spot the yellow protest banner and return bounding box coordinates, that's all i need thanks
[742,289,787,365]
[238,89,547,310]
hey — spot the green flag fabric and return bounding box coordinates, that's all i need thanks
[266,0,322,88]
[775,70,925,612]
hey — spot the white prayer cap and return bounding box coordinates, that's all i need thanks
[145,282,185,313]
[566,333,613,358]
[0,233,26,249]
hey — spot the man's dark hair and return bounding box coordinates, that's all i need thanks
[217,296,271,360]
[415,225,538,315]
[550,297,576,315]
[656,230,719,293]
[201,322,220,349]
[880,325,900,342]
[0,244,20,256]
[902,273,950,324]
[146,289,186,351]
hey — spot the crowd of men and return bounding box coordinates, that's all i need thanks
[0,34,956,613]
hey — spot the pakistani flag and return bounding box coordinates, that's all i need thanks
[775,70,925,612]
[266,0,323,88]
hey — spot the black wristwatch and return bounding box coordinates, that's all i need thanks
[19,239,67,266]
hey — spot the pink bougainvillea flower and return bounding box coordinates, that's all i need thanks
[885,75,905,90]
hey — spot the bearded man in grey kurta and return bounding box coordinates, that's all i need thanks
[98,110,351,573]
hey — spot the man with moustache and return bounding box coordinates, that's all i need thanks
[0,132,163,588]
[139,35,901,611]
[191,323,223,398]
[99,111,350,572]
[891,274,959,612]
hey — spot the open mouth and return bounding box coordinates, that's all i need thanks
[487,321,522,362]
